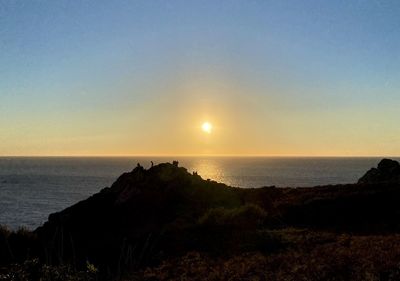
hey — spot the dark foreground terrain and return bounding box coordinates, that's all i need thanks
[2,159,400,280]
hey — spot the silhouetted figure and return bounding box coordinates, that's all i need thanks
[151,161,154,167]
[173,160,179,167]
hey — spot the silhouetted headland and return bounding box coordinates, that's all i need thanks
[358,158,400,184]
[2,159,400,280]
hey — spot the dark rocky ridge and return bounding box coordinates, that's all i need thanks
[358,158,400,184]
[3,159,400,279]
[34,162,244,272]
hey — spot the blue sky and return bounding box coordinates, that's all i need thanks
[1,0,400,156]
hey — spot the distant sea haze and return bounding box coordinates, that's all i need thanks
[0,156,391,229]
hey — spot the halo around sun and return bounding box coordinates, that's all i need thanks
[201,122,212,134]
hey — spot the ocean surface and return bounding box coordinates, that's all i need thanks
[0,157,392,230]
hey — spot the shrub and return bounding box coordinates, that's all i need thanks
[198,204,267,229]
[0,259,97,281]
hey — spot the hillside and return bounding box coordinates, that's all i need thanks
[2,159,400,280]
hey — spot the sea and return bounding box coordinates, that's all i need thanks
[0,156,393,230]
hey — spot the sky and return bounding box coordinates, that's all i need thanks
[1,0,400,156]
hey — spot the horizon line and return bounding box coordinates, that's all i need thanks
[0,154,398,158]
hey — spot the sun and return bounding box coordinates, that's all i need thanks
[201,122,212,134]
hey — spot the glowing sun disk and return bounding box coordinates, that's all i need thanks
[202,122,212,134]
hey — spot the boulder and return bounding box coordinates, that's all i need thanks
[358,159,400,184]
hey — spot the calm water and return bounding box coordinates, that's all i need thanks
[0,157,390,229]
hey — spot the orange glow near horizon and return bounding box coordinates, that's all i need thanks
[2,66,400,157]
[3,2,400,158]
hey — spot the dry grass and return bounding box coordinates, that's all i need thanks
[141,230,400,281]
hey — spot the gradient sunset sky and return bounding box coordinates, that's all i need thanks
[1,0,400,156]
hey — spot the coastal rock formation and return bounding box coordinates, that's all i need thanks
[34,162,245,272]
[4,160,400,279]
[358,158,400,184]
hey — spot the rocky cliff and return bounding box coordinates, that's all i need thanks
[358,158,400,184]
[4,160,400,279]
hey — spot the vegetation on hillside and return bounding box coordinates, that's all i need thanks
[2,160,400,280]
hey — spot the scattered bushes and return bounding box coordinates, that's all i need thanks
[0,259,98,281]
[198,204,267,229]
[142,232,400,281]
[0,226,36,265]
[186,204,272,254]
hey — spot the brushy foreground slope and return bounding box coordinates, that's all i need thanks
[2,160,400,280]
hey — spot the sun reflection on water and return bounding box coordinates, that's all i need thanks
[188,159,224,183]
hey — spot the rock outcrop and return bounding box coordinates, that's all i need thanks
[34,162,243,272]
[5,159,400,278]
[358,158,400,184]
